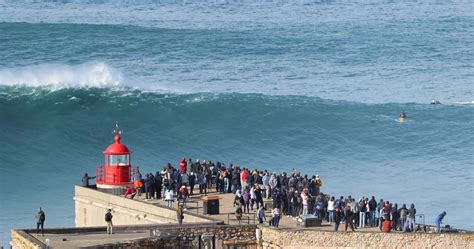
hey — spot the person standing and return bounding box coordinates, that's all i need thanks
[271,208,280,228]
[359,198,367,228]
[144,173,153,200]
[408,203,416,232]
[399,204,408,231]
[378,201,385,231]
[242,187,250,213]
[269,173,278,195]
[199,172,207,195]
[35,208,45,236]
[154,171,163,199]
[250,186,257,211]
[179,185,189,210]
[256,186,264,209]
[82,173,96,187]
[179,157,187,173]
[314,196,324,219]
[231,168,241,193]
[225,168,232,193]
[327,196,335,223]
[165,189,174,208]
[344,205,355,232]
[189,172,195,195]
[314,175,322,196]
[263,172,270,199]
[391,204,400,231]
[257,206,266,224]
[301,190,309,215]
[435,211,447,233]
[177,203,184,225]
[105,209,113,235]
[334,207,342,231]
[368,196,377,227]
[241,169,248,190]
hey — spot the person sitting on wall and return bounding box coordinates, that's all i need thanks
[235,204,243,224]
[133,167,143,196]
[177,203,184,226]
[382,217,392,233]
[124,187,136,199]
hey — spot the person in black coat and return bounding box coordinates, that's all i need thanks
[231,169,241,193]
[334,207,342,231]
[82,173,96,187]
[189,172,195,195]
[144,173,154,200]
[154,172,162,199]
[344,205,355,231]
[256,187,264,209]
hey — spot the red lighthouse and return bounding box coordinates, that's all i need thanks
[96,122,133,194]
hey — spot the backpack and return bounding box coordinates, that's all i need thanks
[316,179,322,187]
[105,212,112,222]
[39,212,45,222]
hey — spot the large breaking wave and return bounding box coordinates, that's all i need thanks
[0,61,123,88]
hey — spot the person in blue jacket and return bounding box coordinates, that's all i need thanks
[435,211,447,233]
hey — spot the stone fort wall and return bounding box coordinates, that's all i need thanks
[259,226,474,248]
[74,186,218,227]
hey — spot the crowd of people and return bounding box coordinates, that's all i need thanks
[83,156,447,233]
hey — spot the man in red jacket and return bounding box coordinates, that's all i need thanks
[179,157,187,173]
[241,169,248,190]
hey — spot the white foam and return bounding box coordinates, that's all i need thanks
[0,61,123,88]
[453,101,474,105]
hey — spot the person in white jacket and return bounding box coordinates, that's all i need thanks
[250,186,257,211]
[301,190,309,215]
[327,196,335,223]
[165,189,174,208]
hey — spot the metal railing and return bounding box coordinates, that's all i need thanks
[96,165,137,184]
[415,214,425,226]
[225,212,256,225]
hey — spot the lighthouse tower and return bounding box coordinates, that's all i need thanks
[96,122,133,194]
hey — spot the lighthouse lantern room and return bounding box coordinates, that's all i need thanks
[96,122,133,194]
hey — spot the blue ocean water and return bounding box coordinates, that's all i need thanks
[0,0,473,246]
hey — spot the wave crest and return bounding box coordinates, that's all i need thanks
[0,61,123,88]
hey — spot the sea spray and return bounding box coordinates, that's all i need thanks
[0,61,123,88]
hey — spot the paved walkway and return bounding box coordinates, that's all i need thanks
[133,189,380,232]
[28,189,384,248]
[31,231,150,248]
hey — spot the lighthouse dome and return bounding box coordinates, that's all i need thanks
[104,134,130,155]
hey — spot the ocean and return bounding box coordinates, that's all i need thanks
[0,0,473,246]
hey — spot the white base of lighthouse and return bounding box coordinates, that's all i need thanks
[96,183,132,195]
